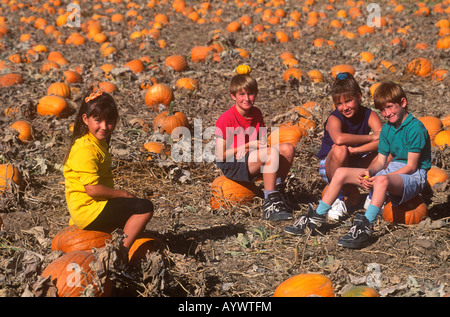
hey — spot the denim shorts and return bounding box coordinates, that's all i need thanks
[375,161,427,206]
[216,152,261,183]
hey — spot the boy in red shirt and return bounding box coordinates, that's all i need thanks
[215,73,295,221]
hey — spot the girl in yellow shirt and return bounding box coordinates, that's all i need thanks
[63,90,153,251]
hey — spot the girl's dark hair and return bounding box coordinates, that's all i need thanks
[329,72,362,105]
[64,92,119,164]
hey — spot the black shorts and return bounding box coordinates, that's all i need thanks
[84,197,153,233]
[216,152,261,183]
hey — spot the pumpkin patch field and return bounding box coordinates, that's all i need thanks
[0,0,449,298]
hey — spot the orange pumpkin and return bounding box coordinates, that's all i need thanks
[41,251,111,297]
[47,82,71,98]
[342,285,380,297]
[124,59,145,74]
[144,142,165,154]
[191,46,213,63]
[97,82,118,93]
[10,120,33,142]
[330,64,355,78]
[51,225,112,253]
[128,232,164,263]
[268,126,306,147]
[441,114,450,127]
[418,116,442,145]
[322,184,361,208]
[164,55,188,72]
[273,273,335,297]
[63,70,82,84]
[431,68,448,81]
[0,73,24,87]
[282,68,308,82]
[144,84,173,110]
[152,101,189,135]
[37,95,69,117]
[176,77,198,90]
[0,164,23,192]
[407,57,433,77]
[427,166,448,188]
[210,175,259,210]
[434,130,450,149]
[382,196,427,225]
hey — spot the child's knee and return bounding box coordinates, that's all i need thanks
[279,142,295,157]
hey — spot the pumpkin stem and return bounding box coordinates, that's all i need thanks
[168,101,175,116]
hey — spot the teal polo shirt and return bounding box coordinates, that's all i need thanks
[378,113,431,170]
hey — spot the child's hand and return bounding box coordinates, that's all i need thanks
[358,171,373,190]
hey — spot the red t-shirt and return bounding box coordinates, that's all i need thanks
[215,105,266,150]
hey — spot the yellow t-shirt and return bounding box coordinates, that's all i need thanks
[63,133,114,228]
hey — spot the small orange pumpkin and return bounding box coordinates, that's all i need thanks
[176,77,198,90]
[282,68,308,82]
[210,175,259,210]
[0,164,23,192]
[128,232,164,263]
[10,120,33,142]
[153,102,189,135]
[342,285,380,297]
[268,126,306,147]
[47,82,71,98]
[37,95,69,118]
[144,142,165,154]
[382,196,427,225]
[407,57,433,77]
[426,166,448,188]
[330,64,355,78]
[191,46,213,63]
[125,59,145,74]
[63,70,82,84]
[51,225,112,253]
[164,55,188,72]
[434,130,450,149]
[144,83,173,110]
[273,273,335,297]
[0,73,23,87]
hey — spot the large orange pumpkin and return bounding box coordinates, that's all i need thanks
[273,273,335,297]
[382,196,427,225]
[210,175,259,210]
[152,102,189,135]
[0,164,23,192]
[41,251,111,297]
[47,82,71,98]
[51,225,112,253]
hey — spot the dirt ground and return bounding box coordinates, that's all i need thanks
[0,0,449,297]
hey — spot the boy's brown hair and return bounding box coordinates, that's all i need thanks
[230,74,258,95]
[329,72,362,105]
[373,81,407,111]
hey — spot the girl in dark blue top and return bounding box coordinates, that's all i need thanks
[316,73,383,222]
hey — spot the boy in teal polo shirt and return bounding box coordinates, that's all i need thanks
[285,81,431,249]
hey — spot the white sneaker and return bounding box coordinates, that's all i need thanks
[364,195,386,211]
[327,198,347,223]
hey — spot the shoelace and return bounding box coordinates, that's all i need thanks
[348,224,365,239]
[292,215,309,227]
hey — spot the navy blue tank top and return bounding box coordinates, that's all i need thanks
[317,106,372,159]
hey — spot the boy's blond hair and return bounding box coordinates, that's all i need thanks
[373,81,408,111]
[230,74,258,95]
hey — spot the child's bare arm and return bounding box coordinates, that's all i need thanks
[327,116,378,146]
[85,184,136,200]
[388,152,421,175]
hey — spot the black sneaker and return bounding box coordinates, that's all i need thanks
[284,204,326,235]
[262,191,293,221]
[337,213,374,249]
[276,183,293,212]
